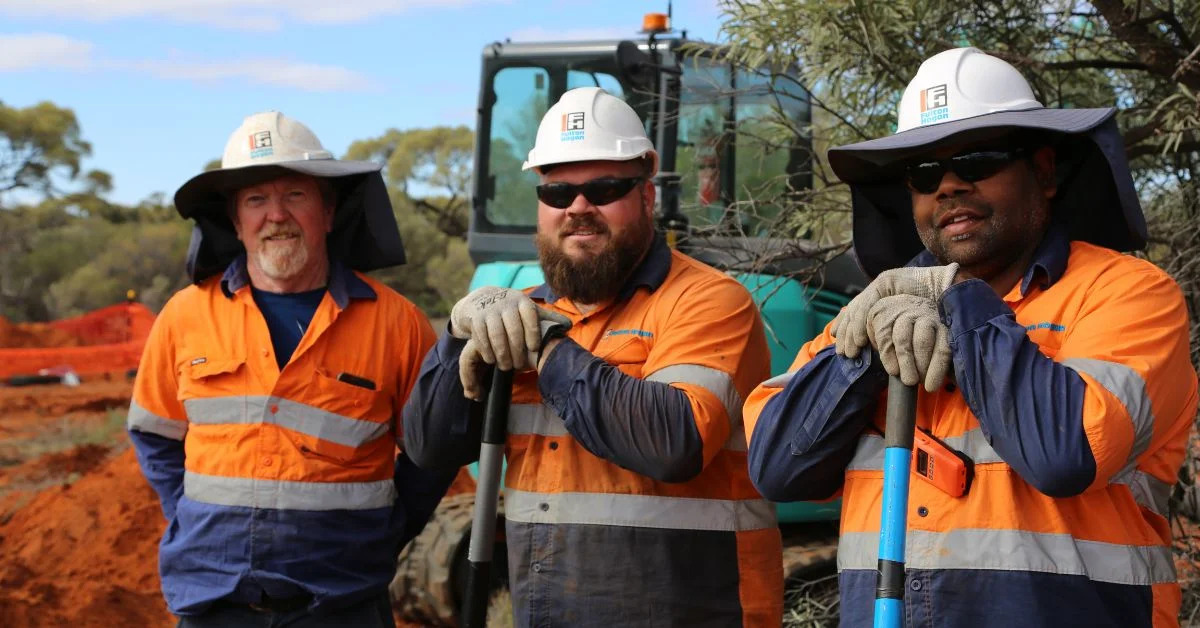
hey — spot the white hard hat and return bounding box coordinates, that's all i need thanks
[175,111,382,220]
[219,110,335,168]
[522,87,658,174]
[895,47,1043,133]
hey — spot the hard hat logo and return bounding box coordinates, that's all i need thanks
[249,131,274,159]
[561,112,586,142]
[919,84,949,125]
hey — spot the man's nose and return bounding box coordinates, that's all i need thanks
[263,198,290,222]
[935,170,974,199]
[563,192,599,215]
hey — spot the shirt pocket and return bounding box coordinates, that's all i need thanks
[291,368,390,464]
[176,355,247,415]
[593,335,651,378]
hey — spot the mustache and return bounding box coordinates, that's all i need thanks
[933,198,993,221]
[259,224,302,241]
[559,216,608,237]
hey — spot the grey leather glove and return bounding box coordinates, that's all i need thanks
[833,263,959,359]
[459,319,572,402]
[449,286,571,371]
[865,294,952,393]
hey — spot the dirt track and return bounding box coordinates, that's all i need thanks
[0,378,468,627]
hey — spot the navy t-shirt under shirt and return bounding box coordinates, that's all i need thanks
[252,286,326,369]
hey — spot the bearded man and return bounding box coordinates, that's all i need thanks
[401,87,784,627]
[127,111,455,627]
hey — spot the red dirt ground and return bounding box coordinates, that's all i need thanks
[0,378,469,627]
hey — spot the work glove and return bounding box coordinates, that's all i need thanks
[459,319,571,402]
[865,294,953,393]
[449,286,572,371]
[833,263,959,359]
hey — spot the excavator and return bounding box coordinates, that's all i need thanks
[391,10,867,625]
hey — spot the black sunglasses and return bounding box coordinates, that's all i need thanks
[535,176,644,209]
[905,147,1029,194]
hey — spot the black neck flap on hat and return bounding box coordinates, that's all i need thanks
[850,117,1147,279]
[185,170,406,284]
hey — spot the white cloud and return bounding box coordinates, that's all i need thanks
[124,58,372,91]
[0,0,506,30]
[506,26,639,43]
[0,33,94,71]
[0,32,372,91]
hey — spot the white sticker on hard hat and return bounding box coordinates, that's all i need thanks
[561,112,585,142]
[919,84,950,126]
[249,131,274,159]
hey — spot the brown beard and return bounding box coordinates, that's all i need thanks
[535,210,652,304]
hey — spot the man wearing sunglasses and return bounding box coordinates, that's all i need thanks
[744,47,1197,627]
[403,87,783,626]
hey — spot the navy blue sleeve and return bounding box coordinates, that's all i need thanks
[129,429,186,520]
[538,338,703,483]
[939,279,1094,497]
[747,346,887,502]
[400,331,486,472]
[392,451,458,548]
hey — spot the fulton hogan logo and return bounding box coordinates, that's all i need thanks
[919,84,949,125]
[561,112,585,142]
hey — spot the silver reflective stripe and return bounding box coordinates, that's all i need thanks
[645,364,746,451]
[837,529,1176,586]
[1063,357,1156,462]
[183,396,388,448]
[1113,466,1173,519]
[184,471,396,511]
[505,488,777,532]
[848,429,1004,472]
[127,400,187,440]
[508,404,567,437]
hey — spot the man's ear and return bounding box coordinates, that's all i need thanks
[642,179,656,218]
[1032,146,1057,199]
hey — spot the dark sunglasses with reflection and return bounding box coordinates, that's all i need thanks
[535,176,644,209]
[904,146,1031,194]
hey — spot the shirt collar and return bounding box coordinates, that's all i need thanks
[220,255,376,309]
[531,234,673,304]
[905,222,1070,297]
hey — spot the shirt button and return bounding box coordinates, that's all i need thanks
[261,457,273,467]
[944,382,957,393]
[270,404,279,414]
[910,579,922,591]
[539,502,549,512]
[548,441,559,451]
[261,348,269,357]
[853,357,863,368]
[917,506,929,517]
[532,562,542,573]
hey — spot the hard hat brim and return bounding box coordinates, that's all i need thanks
[827,107,1115,183]
[175,159,408,284]
[825,108,1148,279]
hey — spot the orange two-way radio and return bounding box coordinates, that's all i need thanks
[913,428,974,498]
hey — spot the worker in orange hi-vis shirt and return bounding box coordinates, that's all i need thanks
[403,87,783,628]
[744,47,1198,628]
[126,111,456,627]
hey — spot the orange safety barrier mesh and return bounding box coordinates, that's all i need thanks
[0,303,155,379]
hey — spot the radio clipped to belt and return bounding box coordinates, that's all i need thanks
[912,428,974,498]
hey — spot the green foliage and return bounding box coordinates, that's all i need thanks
[347,125,477,316]
[0,100,94,202]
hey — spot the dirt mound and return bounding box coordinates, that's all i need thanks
[0,449,171,628]
[0,316,83,350]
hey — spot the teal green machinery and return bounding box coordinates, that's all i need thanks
[391,16,868,625]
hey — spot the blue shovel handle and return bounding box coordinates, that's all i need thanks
[874,376,918,628]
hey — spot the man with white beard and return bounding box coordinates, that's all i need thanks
[127,111,455,627]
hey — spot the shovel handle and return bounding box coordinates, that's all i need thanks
[463,367,514,628]
[874,376,917,628]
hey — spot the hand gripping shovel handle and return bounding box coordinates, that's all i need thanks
[874,376,918,628]
[463,367,514,628]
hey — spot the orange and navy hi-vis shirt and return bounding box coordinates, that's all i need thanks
[745,226,1198,628]
[403,236,783,627]
[126,257,451,615]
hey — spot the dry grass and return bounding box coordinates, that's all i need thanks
[783,573,840,627]
[486,589,514,628]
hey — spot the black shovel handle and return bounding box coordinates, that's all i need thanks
[462,367,514,628]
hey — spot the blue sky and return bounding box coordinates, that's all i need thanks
[1,0,725,205]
